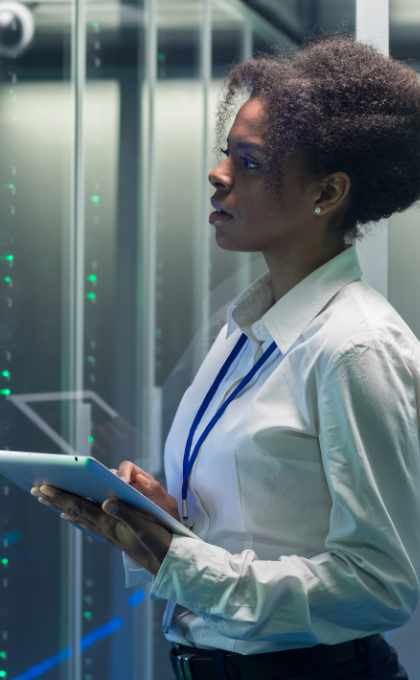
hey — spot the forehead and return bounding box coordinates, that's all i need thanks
[229,97,266,144]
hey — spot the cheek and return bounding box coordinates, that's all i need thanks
[250,195,287,229]
[242,188,280,221]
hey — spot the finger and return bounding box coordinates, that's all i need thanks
[38,497,51,507]
[135,473,150,487]
[38,486,102,525]
[127,473,151,495]
[29,486,109,539]
[135,474,168,499]
[31,486,55,504]
[117,461,140,484]
[59,512,110,541]
[102,499,156,525]
[135,468,154,482]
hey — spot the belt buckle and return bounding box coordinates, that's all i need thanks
[176,652,195,680]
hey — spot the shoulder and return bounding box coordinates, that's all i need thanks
[310,280,420,379]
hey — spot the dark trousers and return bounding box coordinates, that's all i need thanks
[170,638,409,680]
[290,639,408,680]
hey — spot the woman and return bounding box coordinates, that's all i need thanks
[32,37,420,679]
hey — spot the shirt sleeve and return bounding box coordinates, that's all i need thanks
[123,552,154,588]
[150,334,420,646]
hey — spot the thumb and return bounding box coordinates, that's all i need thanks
[103,499,131,522]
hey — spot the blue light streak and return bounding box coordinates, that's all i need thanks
[11,646,73,680]
[10,587,148,678]
[79,616,123,650]
[10,618,123,680]
[127,588,146,607]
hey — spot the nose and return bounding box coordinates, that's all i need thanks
[208,158,233,191]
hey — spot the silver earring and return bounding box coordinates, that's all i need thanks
[314,207,321,214]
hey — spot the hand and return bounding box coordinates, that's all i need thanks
[109,461,180,522]
[30,485,172,576]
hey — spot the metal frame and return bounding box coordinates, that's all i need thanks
[8,390,117,456]
[67,0,87,674]
[192,0,212,372]
[135,2,157,677]
[355,0,389,299]
[138,0,158,478]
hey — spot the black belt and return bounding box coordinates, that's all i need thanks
[170,634,383,680]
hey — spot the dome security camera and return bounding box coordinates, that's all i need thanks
[0,1,34,57]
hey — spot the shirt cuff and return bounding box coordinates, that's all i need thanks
[122,552,154,588]
[150,534,226,614]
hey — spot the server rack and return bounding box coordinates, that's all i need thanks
[0,1,288,678]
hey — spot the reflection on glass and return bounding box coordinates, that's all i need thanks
[0,1,358,678]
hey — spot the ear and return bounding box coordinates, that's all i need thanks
[314,172,351,216]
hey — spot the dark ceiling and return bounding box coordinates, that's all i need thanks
[242,0,420,64]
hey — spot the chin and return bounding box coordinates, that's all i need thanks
[215,233,258,253]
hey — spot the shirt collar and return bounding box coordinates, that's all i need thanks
[226,245,363,354]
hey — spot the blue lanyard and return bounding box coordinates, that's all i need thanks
[182,333,278,523]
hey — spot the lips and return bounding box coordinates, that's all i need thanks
[209,200,234,226]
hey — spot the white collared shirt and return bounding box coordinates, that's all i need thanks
[125,245,420,654]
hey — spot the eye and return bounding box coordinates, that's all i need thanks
[241,157,260,170]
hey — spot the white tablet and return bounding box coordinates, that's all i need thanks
[0,450,200,543]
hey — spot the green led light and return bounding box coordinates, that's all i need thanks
[87,355,94,362]
[1,371,10,378]
[157,52,165,60]
[84,675,92,680]
[92,22,99,28]
[3,277,11,283]
[88,436,94,443]
[87,274,97,282]
[86,292,96,300]
[0,652,5,659]
[0,390,10,396]
[91,195,99,203]
[155,328,162,336]
[1,559,8,565]
[8,184,14,189]
[1,255,13,261]
[9,88,14,94]
[83,611,92,619]
[0,670,6,677]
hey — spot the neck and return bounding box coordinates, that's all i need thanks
[263,237,346,303]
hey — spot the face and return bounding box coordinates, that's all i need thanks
[208,97,321,257]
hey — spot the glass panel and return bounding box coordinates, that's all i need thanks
[0,0,74,676]
[79,1,151,678]
[0,1,359,678]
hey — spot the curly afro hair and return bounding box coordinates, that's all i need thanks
[216,36,420,241]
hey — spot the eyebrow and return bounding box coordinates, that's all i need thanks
[227,138,264,153]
